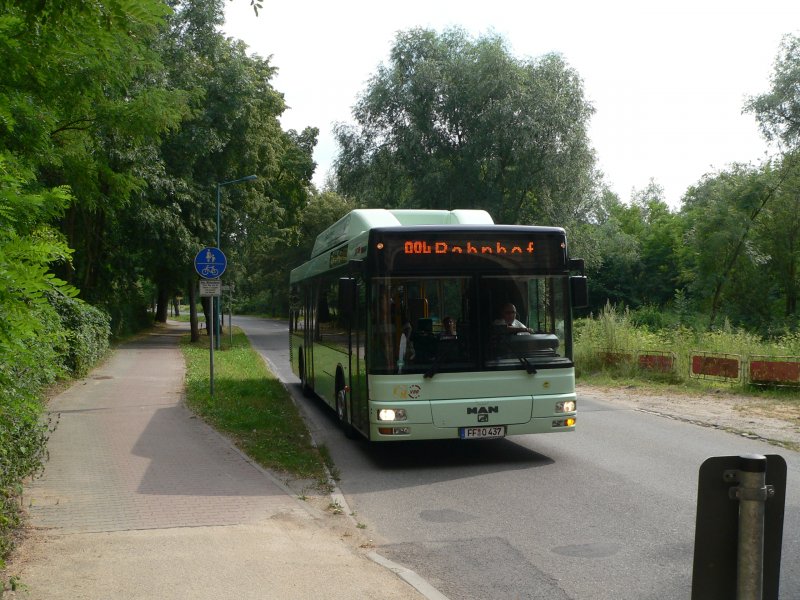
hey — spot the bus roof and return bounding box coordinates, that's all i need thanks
[291,209,499,284]
[310,209,494,259]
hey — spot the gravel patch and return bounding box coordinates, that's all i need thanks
[578,384,800,450]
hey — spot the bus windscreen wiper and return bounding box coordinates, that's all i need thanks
[423,362,438,379]
[499,336,538,374]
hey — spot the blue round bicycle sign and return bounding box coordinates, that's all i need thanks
[194,247,227,279]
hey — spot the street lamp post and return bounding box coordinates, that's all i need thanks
[215,175,257,348]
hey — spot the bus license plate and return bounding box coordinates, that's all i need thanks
[460,426,506,439]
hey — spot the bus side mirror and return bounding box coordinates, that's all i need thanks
[570,276,588,309]
[568,258,585,273]
[338,278,356,320]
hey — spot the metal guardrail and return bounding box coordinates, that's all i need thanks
[690,351,742,383]
[747,355,800,387]
[637,350,675,373]
[592,348,800,387]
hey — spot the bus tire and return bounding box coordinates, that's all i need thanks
[336,387,358,439]
[299,350,312,397]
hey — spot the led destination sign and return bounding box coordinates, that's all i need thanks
[369,229,567,274]
[402,240,537,255]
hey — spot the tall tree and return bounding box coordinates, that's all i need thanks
[0,0,186,334]
[628,181,682,306]
[680,164,784,329]
[242,189,356,316]
[746,33,800,151]
[334,27,598,227]
[144,0,316,334]
[578,189,641,310]
[752,153,800,321]
[739,32,800,326]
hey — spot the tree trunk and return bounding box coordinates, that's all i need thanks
[188,278,200,342]
[63,204,77,284]
[201,296,211,336]
[155,283,169,323]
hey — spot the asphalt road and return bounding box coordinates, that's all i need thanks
[234,316,800,600]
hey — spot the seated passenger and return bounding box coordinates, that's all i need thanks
[493,303,532,335]
[397,322,415,373]
[438,316,457,340]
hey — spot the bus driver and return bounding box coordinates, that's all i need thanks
[494,303,533,335]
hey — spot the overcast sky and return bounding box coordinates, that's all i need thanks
[223,0,799,208]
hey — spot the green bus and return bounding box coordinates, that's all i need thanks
[289,209,587,442]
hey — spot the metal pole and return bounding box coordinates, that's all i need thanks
[215,184,221,350]
[735,454,768,600]
[214,175,255,350]
[210,296,215,397]
[215,184,221,248]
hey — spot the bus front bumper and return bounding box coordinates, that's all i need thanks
[369,416,576,441]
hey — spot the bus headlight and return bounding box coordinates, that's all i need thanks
[378,408,407,421]
[555,400,576,413]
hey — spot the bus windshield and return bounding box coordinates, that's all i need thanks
[368,274,571,375]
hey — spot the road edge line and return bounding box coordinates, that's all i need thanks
[247,330,450,600]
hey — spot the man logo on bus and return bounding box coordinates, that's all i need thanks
[467,406,498,414]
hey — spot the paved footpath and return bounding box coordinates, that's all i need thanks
[6,322,423,600]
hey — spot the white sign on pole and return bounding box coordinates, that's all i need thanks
[199,279,222,297]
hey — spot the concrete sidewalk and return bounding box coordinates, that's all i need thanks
[6,322,424,599]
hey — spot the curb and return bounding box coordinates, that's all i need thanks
[256,345,451,600]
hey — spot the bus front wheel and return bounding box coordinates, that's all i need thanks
[336,388,357,439]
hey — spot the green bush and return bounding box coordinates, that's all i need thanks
[48,293,111,377]
[0,396,50,561]
[100,279,155,338]
[0,294,110,566]
[105,300,151,339]
[630,304,671,330]
[234,289,283,317]
[0,302,63,565]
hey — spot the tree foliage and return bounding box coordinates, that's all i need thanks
[0,0,319,561]
[239,189,356,316]
[1,0,317,337]
[746,34,800,150]
[573,181,682,312]
[334,28,597,226]
[0,156,75,344]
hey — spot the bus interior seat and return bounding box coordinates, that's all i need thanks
[417,318,433,334]
[409,298,428,327]
[413,318,436,362]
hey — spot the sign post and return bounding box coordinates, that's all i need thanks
[692,454,787,600]
[195,248,227,397]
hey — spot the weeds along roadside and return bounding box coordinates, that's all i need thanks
[181,328,330,486]
[574,304,800,398]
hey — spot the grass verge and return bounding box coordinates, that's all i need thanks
[181,328,327,483]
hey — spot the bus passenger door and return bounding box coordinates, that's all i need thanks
[341,277,368,435]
